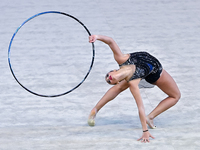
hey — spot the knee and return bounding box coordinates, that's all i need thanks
[173,91,181,104]
[176,90,181,100]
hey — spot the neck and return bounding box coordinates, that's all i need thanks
[115,65,135,82]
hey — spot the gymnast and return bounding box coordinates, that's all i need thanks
[88,35,181,142]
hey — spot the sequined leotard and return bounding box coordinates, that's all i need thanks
[119,52,163,84]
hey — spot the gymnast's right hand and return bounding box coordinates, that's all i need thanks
[89,35,98,43]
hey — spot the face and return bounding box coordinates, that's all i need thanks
[105,70,118,85]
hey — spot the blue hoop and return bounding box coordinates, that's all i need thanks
[8,11,95,97]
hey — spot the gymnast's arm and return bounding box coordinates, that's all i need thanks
[89,35,128,64]
[129,78,155,142]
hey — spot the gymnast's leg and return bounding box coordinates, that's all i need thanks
[88,80,129,126]
[146,69,181,128]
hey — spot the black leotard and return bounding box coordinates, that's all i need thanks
[119,52,163,84]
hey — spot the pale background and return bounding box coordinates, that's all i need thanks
[0,0,200,149]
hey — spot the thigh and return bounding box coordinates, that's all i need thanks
[154,69,181,98]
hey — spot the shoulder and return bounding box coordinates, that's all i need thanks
[129,78,141,87]
[117,54,130,65]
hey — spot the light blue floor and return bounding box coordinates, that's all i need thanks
[0,0,200,149]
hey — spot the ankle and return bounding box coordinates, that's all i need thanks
[90,108,97,116]
[147,115,154,120]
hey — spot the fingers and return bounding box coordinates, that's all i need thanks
[137,138,149,143]
[137,134,155,143]
[142,138,149,143]
[142,139,149,143]
[150,134,155,139]
[137,137,149,143]
[88,36,93,43]
[137,137,142,141]
[89,35,97,43]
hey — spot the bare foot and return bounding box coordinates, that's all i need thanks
[88,108,97,126]
[146,116,157,129]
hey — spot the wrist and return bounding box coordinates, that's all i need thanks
[95,35,100,40]
[143,130,148,132]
